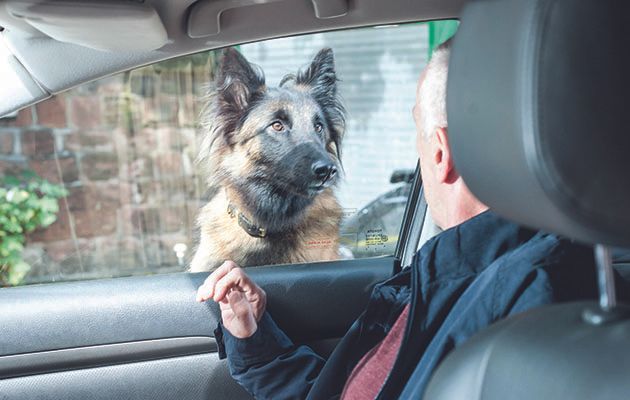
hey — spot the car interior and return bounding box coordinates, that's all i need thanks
[0,0,628,399]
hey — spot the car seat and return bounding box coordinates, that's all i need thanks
[423,0,630,399]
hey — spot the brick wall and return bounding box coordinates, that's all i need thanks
[0,55,215,284]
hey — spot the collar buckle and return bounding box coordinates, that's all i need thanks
[227,203,267,238]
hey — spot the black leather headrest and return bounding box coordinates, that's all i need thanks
[447,0,630,246]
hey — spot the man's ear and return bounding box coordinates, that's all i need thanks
[434,127,457,184]
[216,47,266,111]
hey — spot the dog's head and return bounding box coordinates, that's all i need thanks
[199,47,345,200]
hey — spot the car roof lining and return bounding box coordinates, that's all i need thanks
[0,0,465,116]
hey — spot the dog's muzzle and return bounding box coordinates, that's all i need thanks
[307,161,337,195]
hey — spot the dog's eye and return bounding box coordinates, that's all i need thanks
[271,121,285,132]
[315,123,323,133]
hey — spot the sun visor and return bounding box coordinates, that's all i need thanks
[447,0,630,246]
[0,35,48,117]
[5,1,168,52]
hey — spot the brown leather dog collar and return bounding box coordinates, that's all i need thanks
[227,203,267,238]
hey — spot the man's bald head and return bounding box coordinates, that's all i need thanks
[417,39,452,138]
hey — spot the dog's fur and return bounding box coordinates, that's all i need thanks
[189,47,345,271]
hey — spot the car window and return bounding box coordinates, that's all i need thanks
[0,21,457,286]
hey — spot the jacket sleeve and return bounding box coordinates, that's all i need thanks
[215,311,325,400]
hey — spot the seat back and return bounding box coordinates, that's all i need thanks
[424,0,630,398]
[424,302,630,400]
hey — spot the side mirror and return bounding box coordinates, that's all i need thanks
[390,169,415,184]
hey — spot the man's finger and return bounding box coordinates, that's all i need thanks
[196,260,238,302]
[213,267,257,303]
[212,268,244,302]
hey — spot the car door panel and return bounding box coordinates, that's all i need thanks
[0,257,392,399]
[0,353,247,400]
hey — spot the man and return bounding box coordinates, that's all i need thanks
[196,39,597,399]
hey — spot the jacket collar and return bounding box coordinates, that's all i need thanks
[417,209,538,286]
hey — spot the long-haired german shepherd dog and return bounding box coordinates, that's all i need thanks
[189,47,345,272]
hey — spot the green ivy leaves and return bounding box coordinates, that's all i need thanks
[0,171,67,286]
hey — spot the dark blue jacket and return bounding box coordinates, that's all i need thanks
[215,211,599,399]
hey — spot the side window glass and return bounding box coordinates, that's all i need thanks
[1,21,456,286]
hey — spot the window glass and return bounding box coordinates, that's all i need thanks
[0,22,455,286]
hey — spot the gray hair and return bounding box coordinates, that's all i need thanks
[419,38,452,138]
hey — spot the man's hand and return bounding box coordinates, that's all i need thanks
[196,260,267,339]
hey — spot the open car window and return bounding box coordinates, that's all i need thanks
[0,21,457,286]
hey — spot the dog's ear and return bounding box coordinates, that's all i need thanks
[199,48,265,155]
[296,48,345,159]
[216,47,266,111]
[296,48,337,101]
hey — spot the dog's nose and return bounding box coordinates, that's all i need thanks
[312,162,337,181]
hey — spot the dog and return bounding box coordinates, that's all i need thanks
[189,47,345,272]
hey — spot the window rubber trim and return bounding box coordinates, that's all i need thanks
[393,160,427,274]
